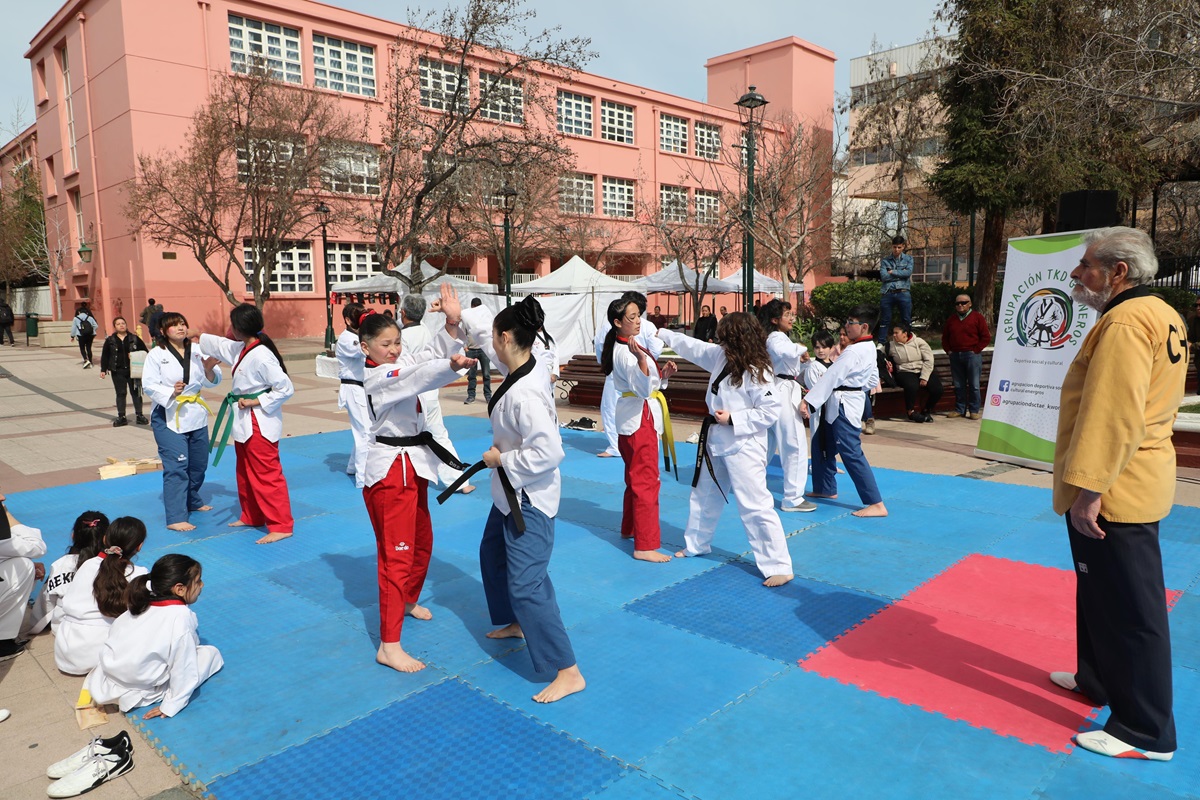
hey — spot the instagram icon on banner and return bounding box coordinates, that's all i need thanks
[990,395,1002,406]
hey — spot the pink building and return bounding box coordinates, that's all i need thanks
[24,0,835,337]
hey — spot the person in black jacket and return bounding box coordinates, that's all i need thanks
[100,317,149,426]
[693,304,717,342]
[0,300,14,345]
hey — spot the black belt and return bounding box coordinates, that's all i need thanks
[691,415,728,503]
[437,461,525,533]
[375,432,469,472]
[885,288,910,293]
[776,374,798,381]
[834,385,865,392]
[340,378,364,386]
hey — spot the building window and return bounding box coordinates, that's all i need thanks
[326,242,379,284]
[556,90,592,137]
[660,185,687,223]
[660,114,688,154]
[59,46,78,172]
[321,143,380,195]
[69,188,84,247]
[43,156,56,198]
[694,189,719,224]
[600,100,634,144]
[558,173,595,215]
[695,122,721,160]
[35,59,47,104]
[228,14,302,84]
[313,34,376,98]
[602,176,634,218]
[244,241,314,293]
[480,72,524,124]
[419,58,468,112]
[236,138,302,184]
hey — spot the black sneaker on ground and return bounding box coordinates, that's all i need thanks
[0,638,25,662]
[112,417,128,427]
[135,415,149,425]
[464,397,475,404]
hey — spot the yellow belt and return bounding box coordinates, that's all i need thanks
[174,393,213,428]
[620,390,678,478]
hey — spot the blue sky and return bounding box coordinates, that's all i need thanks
[0,0,943,136]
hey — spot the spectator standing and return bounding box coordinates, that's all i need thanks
[1050,226,1183,762]
[887,324,943,422]
[878,236,913,340]
[100,317,149,427]
[941,293,991,419]
[1187,296,1200,358]
[70,303,99,368]
[647,305,669,329]
[693,305,717,343]
[0,299,14,346]
[139,298,162,342]
[464,298,492,404]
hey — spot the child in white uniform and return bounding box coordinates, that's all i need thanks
[659,313,795,587]
[55,518,149,675]
[0,496,47,660]
[85,554,222,718]
[594,291,664,457]
[758,300,817,513]
[336,303,371,489]
[458,296,585,703]
[24,512,106,636]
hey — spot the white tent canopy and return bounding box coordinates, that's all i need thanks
[629,260,741,294]
[388,257,498,294]
[511,255,631,294]
[331,273,405,293]
[723,267,784,294]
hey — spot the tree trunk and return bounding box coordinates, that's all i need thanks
[975,207,1007,328]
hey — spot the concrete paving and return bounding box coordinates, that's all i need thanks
[0,338,1197,799]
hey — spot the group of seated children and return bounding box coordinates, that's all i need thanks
[1,500,221,720]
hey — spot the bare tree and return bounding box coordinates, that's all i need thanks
[367,0,594,291]
[15,207,71,319]
[644,189,741,325]
[127,64,362,308]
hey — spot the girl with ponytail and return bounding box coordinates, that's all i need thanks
[24,511,107,636]
[54,517,149,674]
[86,554,223,719]
[195,304,296,544]
[757,299,817,514]
[337,302,372,488]
[457,294,585,703]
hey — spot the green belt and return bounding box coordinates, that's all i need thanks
[210,390,268,466]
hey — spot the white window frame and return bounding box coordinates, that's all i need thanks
[326,242,380,284]
[695,122,721,161]
[480,72,524,124]
[558,173,595,215]
[659,114,688,154]
[694,189,720,225]
[228,14,302,84]
[419,57,469,112]
[69,188,84,248]
[60,46,78,172]
[313,34,376,98]
[321,143,380,195]
[600,100,635,144]
[602,176,635,218]
[236,138,303,184]
[244,240,314,294]
[556,90,593,137]
[659,185,688,223]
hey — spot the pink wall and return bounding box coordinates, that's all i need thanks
[25,0,836,337]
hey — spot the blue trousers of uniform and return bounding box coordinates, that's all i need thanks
[480,498,575,674]
[810,407,882,505]
[151,406,210,525]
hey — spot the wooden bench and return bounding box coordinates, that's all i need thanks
[871,351,992,418]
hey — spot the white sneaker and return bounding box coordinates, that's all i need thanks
[1049,671,1079,692]
[782,500,818,512]
[47,731,131,779]
[1075,730,1173,762]
[47,744,134,797]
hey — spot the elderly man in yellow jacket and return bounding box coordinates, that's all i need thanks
[1051,226,1185,762]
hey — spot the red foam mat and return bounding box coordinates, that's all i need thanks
[801,555,1180,753]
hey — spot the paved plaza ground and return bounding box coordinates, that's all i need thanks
[0,339,1197,800]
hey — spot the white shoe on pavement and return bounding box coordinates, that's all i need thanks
[1074,730,1173,762]
[47,731,131,779]
[47,746,134,798]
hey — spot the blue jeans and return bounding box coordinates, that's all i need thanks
[877,290,911,340]
[948,351,982,414]
[466,347,491,400]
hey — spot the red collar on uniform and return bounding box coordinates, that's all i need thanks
[852,336,874,344]
[365,358,381,368]
[615,336,630,344]
[149,598,186,607]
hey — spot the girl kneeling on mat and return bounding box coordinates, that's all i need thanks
[360,285,475,673]
[85,554,222,718]
[458,296,585,703]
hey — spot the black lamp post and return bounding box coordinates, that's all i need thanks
[315,202,333,351]
[735,85,768,310]
[501,184,517,307]
[950,217,960,283]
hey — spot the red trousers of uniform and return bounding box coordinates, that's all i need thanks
[618,401,662,551]
[234,414,294,533]
[363,454,432,643]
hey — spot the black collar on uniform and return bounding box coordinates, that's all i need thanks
[1102,284,1152,315]
[488,353,536,416]
[166,339,192,385]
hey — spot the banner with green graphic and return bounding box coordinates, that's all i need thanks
[975,232,1098,469]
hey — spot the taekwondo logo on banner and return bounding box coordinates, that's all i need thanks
[974,231,1098,470]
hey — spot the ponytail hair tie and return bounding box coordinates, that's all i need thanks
[256,330,265,338]
[104,546,123,557]
[358,309,377,327]
[85,519,101,527]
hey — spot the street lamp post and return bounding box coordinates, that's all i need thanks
[501,184,517,307]
[950,217,960,283]
[735,86,768,311]
[315,202,333,352]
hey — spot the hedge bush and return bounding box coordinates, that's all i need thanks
[810,280,968,328]
[1150,285,1197,317]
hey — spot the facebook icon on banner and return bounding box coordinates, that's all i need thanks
[999,380,1011,392]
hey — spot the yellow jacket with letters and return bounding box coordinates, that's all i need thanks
[1053,286,1188,522]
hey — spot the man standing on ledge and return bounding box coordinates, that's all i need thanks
[877,235,913,340]
[942,293,991,419]
[1051,226,1183,762]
